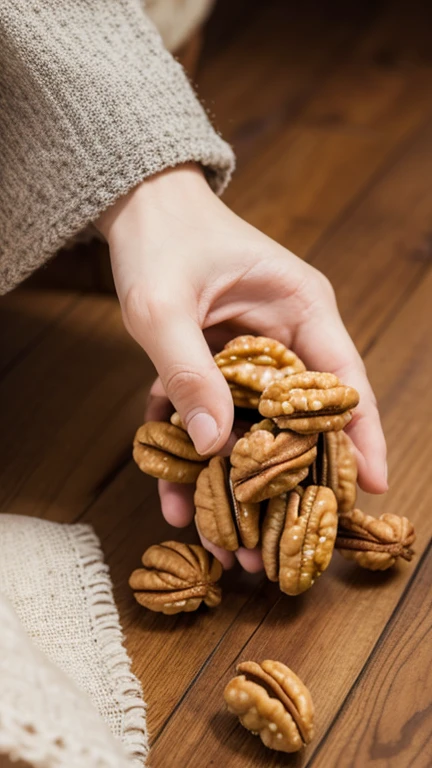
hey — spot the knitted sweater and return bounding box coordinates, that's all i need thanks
[0,0,234,294]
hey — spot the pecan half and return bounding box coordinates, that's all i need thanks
[215,335,305,408]
[224,659,314,753]
[133,421,207,483]
[194,457,261,550]
[259,372,359,433]
[129,541,223,614]
[336,509,415,570]
[262,486,338,594]
[311,431,357,513]
[230,420,317,503]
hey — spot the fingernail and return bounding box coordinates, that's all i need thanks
[188,412,220,455]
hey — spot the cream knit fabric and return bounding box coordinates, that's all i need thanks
[0,0,234,294]
[0,515,148,768]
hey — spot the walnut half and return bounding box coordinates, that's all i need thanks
[259,371,359,433]
[224,659,314,753]
[129,541,223,614]
[262,485,338,594]
[230,420,317,503]
[214,335,305,408]
[336,509,415,570]
[133,421,208,483]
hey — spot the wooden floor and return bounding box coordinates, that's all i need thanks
[1,0,432,765]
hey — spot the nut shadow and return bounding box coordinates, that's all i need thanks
[209,710,307,767]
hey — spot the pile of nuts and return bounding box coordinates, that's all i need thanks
[129,335,416,753]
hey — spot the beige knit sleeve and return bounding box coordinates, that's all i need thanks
[0,0,235,294]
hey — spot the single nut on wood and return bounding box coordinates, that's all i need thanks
[259,371,359,433]
[336,509,415,570]
[194,457,261,550]
[311,431,357,513]
[230,420,317,503]
[214,335,305,408]
[224,659,314,753]
[133,421,207,483]
[262,486,338,594]
[129,541,223,614]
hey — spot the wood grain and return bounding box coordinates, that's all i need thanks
[310,545,432,768]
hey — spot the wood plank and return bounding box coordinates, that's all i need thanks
[309,120,432,354]
[0,295,154,519]
[222,16,432,256]
[0,290,77,375]
[145,269,432,765]
[310,545,432,768]
[199,0,382,165]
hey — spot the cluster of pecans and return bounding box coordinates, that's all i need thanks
[129,335,416,753]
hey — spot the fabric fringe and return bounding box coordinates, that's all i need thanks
[73,525,149,767]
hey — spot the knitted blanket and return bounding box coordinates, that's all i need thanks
[0,515,148,768]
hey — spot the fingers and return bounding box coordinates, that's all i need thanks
[197,531,237,570]
[294,278,387,494]
[235,547,264,572]
[158,480,195,527]
[145,377,173,422]
[131,304,234,457]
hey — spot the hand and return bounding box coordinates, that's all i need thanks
[96,163,387,571]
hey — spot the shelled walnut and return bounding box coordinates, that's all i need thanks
[259,371,359,433]
[224,660,314,753]
[194,456,261,550]
[129,541,222,614]
[215,335,305,408]
[133,421,208,483]
[336,509,415,570]
[230,420,318,503]
[262,485,338,595]
[311,431,357,513]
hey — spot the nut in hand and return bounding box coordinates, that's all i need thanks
[336,509,415,570]
[259,371,359,433]
[129,541,223,614]
[215,335,305,408]
[194,456,261,550]
[230,420,317,503]
[133,421,208,483]
[311,431,357,513]
[224,659,314,753]
[262,485,338,594]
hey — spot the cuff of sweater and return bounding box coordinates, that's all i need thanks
[0,3,235,294]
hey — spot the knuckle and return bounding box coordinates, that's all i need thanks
[164,366,208,403]
[122,284,172,339]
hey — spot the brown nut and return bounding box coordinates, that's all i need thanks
[133,421,207,483]
[129,541,223,614]
[311,431,357,513]
[224,659,314,753]
[194,456,261,550]
[262,486,338,594]
[259,371,359,433]
[230,420,317,503]
[215,335,305,408]
[336,509,415,570]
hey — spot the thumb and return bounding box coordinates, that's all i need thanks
[136,309,234,456]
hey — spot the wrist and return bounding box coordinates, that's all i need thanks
[95,163,214,244]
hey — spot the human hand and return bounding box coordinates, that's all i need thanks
[96,163,387,571]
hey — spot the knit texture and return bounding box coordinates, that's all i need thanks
[0,514,148,767]
[0,0,234,294]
